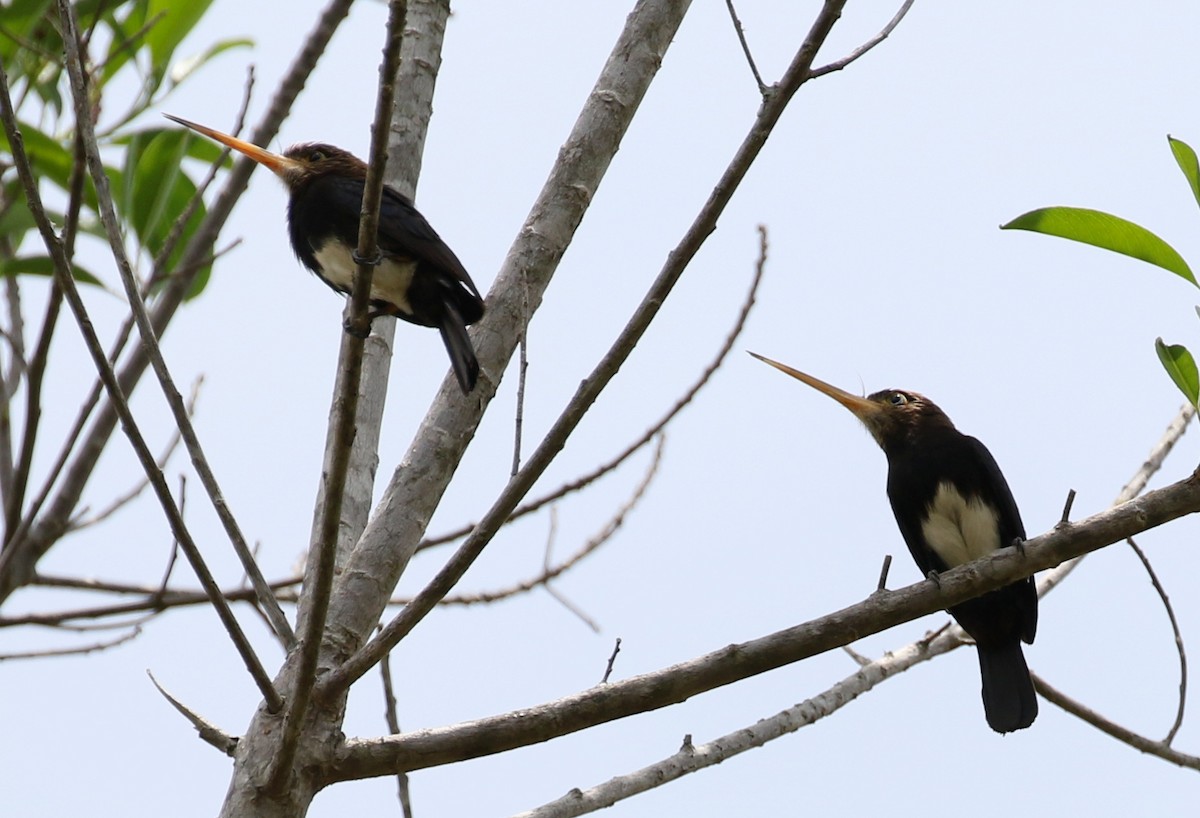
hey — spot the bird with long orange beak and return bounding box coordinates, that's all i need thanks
[165,114,484,393]
[751,351,1037,733]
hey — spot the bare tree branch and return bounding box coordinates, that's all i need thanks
[0,625,141,660]
[1033,673,1200,771]
[326,0,845,691]
[1038,403,1194,597]
[68,378,202,531]
[723,0,767,95]
[1126,536,1188,745]
[268,0,409,793]
[807,0,916,78]
[379,645,414,818]
[328,472,1200,780]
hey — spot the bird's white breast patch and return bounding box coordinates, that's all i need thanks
[920,481,1000,567]
[313,243,415,315]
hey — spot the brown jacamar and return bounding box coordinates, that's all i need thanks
[166,115,485,393]
[752,352,1037,733]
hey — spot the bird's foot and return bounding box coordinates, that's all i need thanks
[1012,536,1027,556]
[342,315,371,339]
[925,569,942,588]
[352,249,383,267]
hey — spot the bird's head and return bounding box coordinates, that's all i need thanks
[164,115,367,190]
[749,351,954,452]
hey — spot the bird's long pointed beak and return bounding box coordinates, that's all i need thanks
[164,114,300,179]
[749,351,883,422]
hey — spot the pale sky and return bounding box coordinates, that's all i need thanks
[6,2,1200,815]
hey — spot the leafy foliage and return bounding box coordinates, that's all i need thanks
[1002,136,1200,409]
[0,0,250,294]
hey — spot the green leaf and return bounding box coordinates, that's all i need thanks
[167,38,253,88]
[0,255,104,287]
[1155,338,1200,407]
[1169,136,1200,211]
[1002,206,1197,287]
[145,0,216,78]
[112,129,212,296]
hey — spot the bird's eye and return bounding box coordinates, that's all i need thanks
[890,392,908,406]
[309,149,326,162]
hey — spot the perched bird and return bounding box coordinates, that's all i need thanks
[751,352,1037,733]
[165,114,485,393]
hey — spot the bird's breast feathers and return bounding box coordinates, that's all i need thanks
[920,481,1001,567]
[312,240,416,315]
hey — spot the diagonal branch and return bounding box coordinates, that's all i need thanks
[1033,673,1200,770]
[327,472,1200,780]
[56,9,294,648]
[324,0,850,699]
[807,0,915,78]
[267,0,409,793]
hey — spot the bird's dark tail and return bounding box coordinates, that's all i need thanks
[976,640,1037,733]
[438,300,479,394]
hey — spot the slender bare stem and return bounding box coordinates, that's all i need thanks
[1126,536,1188,744]
[266,0,408,793]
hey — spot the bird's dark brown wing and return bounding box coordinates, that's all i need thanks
[375,185,484,318]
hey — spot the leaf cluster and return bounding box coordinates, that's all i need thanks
[1003,136,1200,407]
[0,0,249,294]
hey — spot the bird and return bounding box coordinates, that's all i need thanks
[750,352,1037,733]
[164,114,485,393]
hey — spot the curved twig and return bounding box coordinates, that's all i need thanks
[1126,536,1188,744]
[807,0,915,78]
[1033,672,1200,770]
[418,225,767,553]
[148,670,239,757]
[409,435,664,609]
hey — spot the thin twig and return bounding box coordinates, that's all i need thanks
[601,638,622,684]
[419,224,768,552]
[1038,404,1194,598]
[1059,488,1077,525]
[1,576,301,628]
[538,505,599,631]
[875,554,892,591]
[69,378,202,530]
[412,435,664,609]
[1126,536,1188,744]
[379,644,414,817]
[723,0,767,95]
[0,626,141,660]
[1033,672,1200,770]
[147,670,239,756]
[60,34,294,645]
[512,333,528,477]
[267,0,409,793]
[807,0,915,78]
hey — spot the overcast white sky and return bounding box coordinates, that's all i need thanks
[6,2,1200,815]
